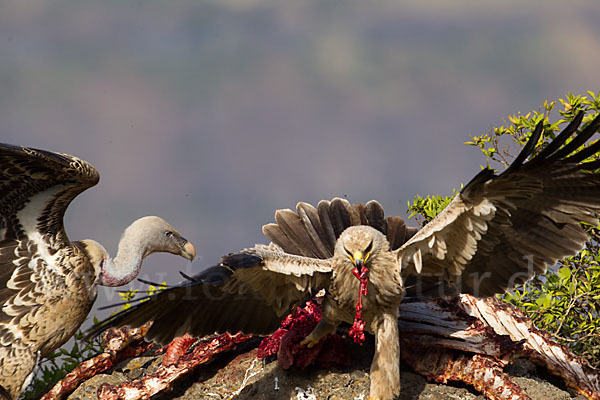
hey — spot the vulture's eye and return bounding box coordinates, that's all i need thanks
[165,231,173,238]
[364,240,373,255]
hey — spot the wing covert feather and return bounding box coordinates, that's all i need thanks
[227,244,332,316]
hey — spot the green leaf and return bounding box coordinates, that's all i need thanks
[557,267,571,282]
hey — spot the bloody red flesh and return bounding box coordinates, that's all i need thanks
[348,264,369,344]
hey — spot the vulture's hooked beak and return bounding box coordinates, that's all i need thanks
[180,240,196,261]
[351,251,367,270]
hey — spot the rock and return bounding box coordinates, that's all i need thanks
[67,337,585,400]
[67,372,127,400]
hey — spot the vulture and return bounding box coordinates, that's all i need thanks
[92,112,600,400]
[0,144,196,400]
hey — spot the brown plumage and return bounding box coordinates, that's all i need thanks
[0,144,196,399]
[91,112,600,400]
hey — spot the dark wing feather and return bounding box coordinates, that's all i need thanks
[365,200,386,232]
[263,197,417,258]
[93,280,284,345]
[329,198,353,237]
[397,112,600,296]
[0,143,99,245]
[317,200,338,251]
[88,244,332,344]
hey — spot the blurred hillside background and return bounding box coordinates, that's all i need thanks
[1,0,599,321]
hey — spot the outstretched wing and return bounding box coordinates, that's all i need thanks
[89,244,332,344]
[0,144,99,363]
[396,112,600,296]
[91,197,419,343]
[0,143,99,246]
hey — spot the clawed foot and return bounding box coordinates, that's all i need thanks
[300,334,321,348]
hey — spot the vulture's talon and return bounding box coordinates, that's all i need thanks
[300,336,320,348]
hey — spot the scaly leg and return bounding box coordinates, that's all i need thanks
[368,311,400,400]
